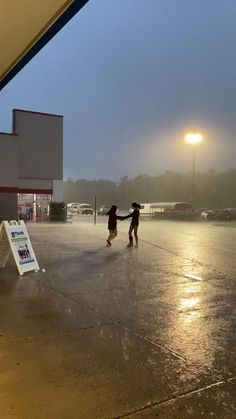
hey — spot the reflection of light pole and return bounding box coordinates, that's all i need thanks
[185,133,203,211]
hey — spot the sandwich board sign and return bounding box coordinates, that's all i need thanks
[0,220,39,275]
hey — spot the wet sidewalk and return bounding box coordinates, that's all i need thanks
[0,222,235,418]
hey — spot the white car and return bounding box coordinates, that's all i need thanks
[77,204,93,215]
[67,203,79,214]
[97,205,110,215]
[201,209,214,220]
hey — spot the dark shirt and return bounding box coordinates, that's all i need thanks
[123,209,140,225]
[107,213,122,230]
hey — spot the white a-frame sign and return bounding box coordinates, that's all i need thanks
[0,220,39,275]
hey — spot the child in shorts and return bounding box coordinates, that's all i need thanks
[106,205,123,247]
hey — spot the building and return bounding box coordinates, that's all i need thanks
[0,2,90,222]
[0,109,63,221]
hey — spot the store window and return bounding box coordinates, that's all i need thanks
[18,193,51,221]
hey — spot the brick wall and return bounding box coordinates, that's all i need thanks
[0,193,18,222]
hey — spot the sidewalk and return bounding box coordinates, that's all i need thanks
[0,221,235,418]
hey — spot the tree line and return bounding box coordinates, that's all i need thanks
[63,169,236,209]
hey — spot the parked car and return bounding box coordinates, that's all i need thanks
[67,203,79,214]
[77,203,93,215]
[215,208,236,222]
[201,208,236,222]
[201,209,215,220]
[97,205,110,215]
[228,208,236,220]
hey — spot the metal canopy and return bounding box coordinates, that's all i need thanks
[0,0,89,91]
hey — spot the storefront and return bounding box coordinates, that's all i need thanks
[18,193,52,222]
[0,109,63,222]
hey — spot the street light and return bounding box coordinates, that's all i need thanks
[185,132,203,210]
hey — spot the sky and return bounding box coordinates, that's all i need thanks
[1,0,236,181]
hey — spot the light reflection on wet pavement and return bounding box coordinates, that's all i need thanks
[0,218,235,418]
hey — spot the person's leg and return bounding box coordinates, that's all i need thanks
[110,228,117,241]
[133,225,138,246]
[106,230,113,246]
[113,229,118,240]
[106,229,117,246]
[127,225,134,247]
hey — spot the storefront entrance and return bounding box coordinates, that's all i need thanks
[18,193,51,222]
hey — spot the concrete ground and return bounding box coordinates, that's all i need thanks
[0,217,235,419]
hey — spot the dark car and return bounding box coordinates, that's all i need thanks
[229,208,236,220]
[97,205,110,215]
[215,208,236,221]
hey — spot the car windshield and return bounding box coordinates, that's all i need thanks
[80,205,91,208]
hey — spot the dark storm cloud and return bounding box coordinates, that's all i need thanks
[1,0,236,179]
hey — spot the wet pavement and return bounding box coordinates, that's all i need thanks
[0,218,235,418]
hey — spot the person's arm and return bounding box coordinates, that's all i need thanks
[122,213,133,220]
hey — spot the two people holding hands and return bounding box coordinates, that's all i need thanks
[106,202,141,248]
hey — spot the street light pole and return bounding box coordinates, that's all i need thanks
[192,144,196,210]
[185,133,203,211]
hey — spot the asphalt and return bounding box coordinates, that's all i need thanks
[0,217,235,419]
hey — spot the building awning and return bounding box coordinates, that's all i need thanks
[0,0,89,91]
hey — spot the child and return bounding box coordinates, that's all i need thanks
[106,205,122,247]
[122,202,141,247]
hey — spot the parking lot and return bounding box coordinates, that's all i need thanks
[0,217,235,418]
[73,215,236,278]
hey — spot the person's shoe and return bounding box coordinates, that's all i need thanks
[135,244,138,247]
[126,243,133,248]
[106,240,111,247]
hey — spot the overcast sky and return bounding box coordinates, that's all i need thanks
[1,0,236,181]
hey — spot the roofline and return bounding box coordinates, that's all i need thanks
[12,109,63,134]
[13,109,63,118]
[0,0,89,91]
[0,131,18,136]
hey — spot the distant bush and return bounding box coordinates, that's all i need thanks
[49,202,67,222]
[63,169,236,209]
